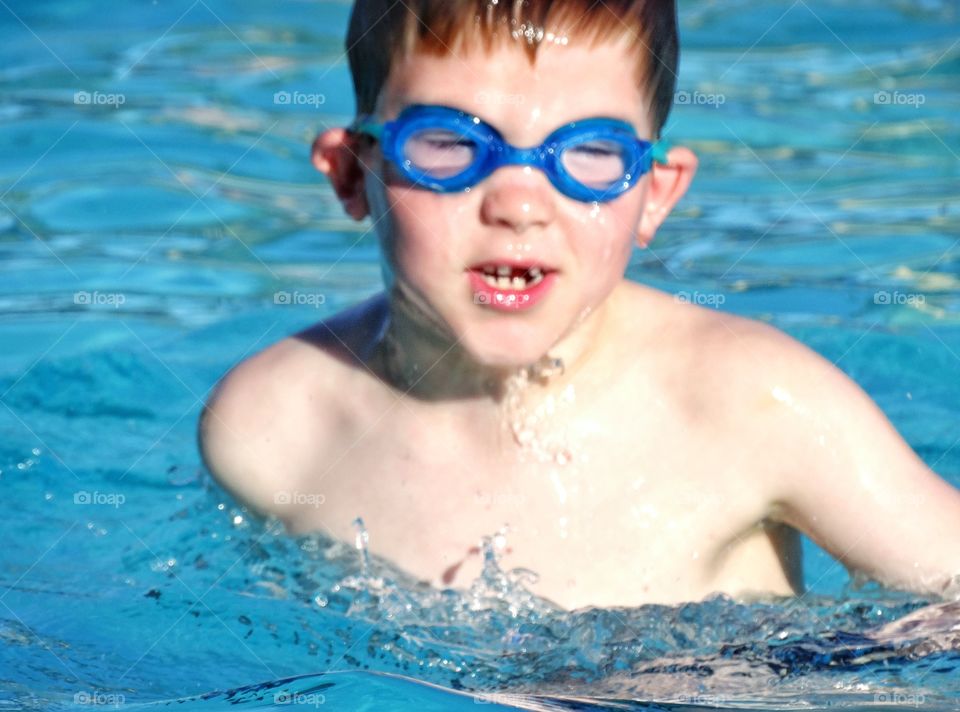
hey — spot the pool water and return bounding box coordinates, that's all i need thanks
[2,0,960,709]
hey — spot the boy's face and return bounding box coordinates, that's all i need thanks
[321,35,694,369]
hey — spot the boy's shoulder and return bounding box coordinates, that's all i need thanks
[617,282,855,426]
[198,293,389,513]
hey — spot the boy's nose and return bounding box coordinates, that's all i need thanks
[479,167,557,233]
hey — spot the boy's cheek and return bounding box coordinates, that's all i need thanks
[376,193,460,274]
[386,188,475,244]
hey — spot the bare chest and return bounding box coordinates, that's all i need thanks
[290,397,795,608]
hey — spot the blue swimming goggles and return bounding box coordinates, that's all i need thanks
[350,104,670,204]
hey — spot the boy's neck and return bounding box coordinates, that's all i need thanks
[371,285,620,404]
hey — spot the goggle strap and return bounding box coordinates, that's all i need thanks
[651,139,672,165]
[349,115,383,140]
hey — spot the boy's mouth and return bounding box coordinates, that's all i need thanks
[467,262,554,290]
[466,261,558,311]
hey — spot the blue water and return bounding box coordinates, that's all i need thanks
[2,0,960,709]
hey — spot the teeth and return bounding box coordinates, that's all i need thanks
[496,265,511,277]
[479,269,546,290]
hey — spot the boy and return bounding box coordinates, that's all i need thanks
[198,0,960,610]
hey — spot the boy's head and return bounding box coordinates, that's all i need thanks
[346,0,680,139]
[313,0,697,371]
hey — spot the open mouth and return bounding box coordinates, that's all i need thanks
[469,263,552,291]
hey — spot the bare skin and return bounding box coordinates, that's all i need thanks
[201,283,808,609]
[198,34,960,610]
[199,277,960,609]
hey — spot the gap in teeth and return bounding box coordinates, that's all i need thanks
[481,264,544,277]
[480,269,544,290]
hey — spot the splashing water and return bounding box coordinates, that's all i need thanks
[502,356,578,467]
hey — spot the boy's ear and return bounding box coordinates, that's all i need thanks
[636,146,698,248]
[311,128,370,221]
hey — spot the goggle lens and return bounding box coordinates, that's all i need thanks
[402,128,478,179]
[559,139,631,190]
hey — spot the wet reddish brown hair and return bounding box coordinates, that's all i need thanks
[346,0,679,137]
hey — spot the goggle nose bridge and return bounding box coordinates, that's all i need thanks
[487,143,553,172]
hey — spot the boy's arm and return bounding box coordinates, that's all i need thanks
[737,322,960,595]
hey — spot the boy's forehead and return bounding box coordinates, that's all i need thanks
[377,36,652,135]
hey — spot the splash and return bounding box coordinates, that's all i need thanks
[323,521,553,625]
[502,355,578,467]
[466,527,545,618]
